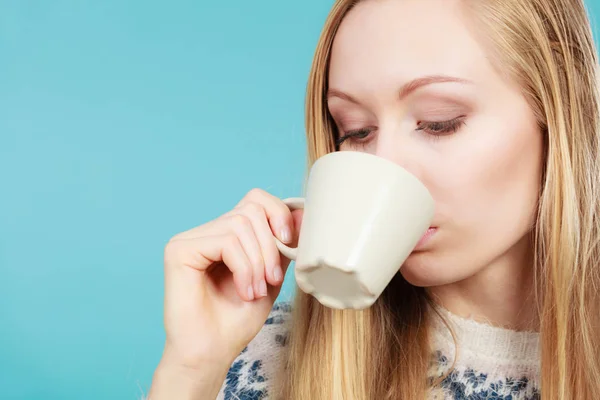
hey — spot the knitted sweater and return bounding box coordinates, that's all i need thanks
[217,302,540,400]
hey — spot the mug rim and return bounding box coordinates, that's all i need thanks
[315,150,432,196]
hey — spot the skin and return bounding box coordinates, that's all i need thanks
[327,0,544,330]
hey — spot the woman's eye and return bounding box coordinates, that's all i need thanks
[416,116,466,136]
[335,127,373,148]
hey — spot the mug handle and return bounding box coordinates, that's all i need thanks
[274,197,305,260]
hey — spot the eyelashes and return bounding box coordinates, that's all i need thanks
[335,116,466,148]
[335,127,373,148]
[416,116,466,135]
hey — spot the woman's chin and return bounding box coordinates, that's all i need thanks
[399,252,462,288]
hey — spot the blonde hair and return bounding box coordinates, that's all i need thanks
[276,0,600,398]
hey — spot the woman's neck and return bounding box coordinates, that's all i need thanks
[427,235,539,332]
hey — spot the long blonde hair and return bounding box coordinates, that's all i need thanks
[276,0,600,398]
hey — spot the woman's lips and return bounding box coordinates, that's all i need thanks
[414,227,437,250]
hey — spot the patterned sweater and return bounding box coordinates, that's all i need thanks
[217,302,540,400]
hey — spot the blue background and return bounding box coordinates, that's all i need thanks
[1,1,599,399]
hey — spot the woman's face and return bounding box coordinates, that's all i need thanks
[327,0,544,287]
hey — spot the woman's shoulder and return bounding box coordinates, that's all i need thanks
[216,301,292,400]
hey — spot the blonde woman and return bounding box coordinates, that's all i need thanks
[147,0,600,398]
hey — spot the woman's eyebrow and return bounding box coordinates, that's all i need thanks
[398,75,473,99]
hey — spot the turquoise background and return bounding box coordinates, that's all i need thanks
[1,1,599,399]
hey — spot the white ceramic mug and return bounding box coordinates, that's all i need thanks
[274,151,434,310]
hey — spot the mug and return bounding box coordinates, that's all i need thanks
[275,151,435,310]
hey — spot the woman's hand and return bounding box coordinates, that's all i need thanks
[149,188,302,400]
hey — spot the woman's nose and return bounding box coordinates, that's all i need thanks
[372,127,423,180]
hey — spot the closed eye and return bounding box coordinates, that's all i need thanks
[335,127,374,148]
[416,116,466,136]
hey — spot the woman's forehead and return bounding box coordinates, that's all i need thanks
[328,0,490,92]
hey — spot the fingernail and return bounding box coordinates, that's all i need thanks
[280,225,292,244]
[258,280,267,297]
[273,265,283,282]
[247,285,255,301]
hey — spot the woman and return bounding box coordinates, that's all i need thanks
[148,0,600,398]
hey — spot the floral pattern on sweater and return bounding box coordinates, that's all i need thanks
[428,351,540,400]
[217,301,540,400]
[217,302,291,400]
